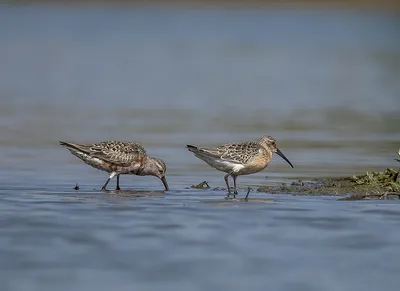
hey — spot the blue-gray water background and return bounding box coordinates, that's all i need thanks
[0,4,399,291]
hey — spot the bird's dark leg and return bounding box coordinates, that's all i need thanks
[224,173,231,195]
[245,187,251,201]
[116,175,121,191]
[101,178,111,190]
[101,173,116,191]
[232,175,238,196]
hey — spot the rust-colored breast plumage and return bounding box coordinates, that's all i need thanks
[246,146,271,169]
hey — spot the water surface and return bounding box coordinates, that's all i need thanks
[0,5,399,291]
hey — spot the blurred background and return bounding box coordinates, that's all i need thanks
[1,2,400,291]
[0,0,399,188]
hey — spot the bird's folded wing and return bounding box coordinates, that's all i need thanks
[89,142,146,166]
[201,142,260,164]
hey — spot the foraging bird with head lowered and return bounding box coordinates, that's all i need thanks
[60,141,169,191]
[187,136,294,196]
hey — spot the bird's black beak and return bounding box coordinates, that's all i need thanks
[276,148,294,168]
[161,176,169,191]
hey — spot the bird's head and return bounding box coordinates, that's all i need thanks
[259,135,294,168]
[142,157,169,190]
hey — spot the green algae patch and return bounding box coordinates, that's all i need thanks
[349,168,400,192]
[258,150,400,200]
[257,168,400,200]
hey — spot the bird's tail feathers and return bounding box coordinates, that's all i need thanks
[59,141,91,155]
[186,144,199,152]
[60,141,80,151]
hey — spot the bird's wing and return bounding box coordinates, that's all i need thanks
[198,142,261,164]
[87,141,147,165]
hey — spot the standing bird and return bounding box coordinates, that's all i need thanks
[187,136,293,195]
[59,141,169,191]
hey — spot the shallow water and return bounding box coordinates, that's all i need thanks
[0,4,400,291]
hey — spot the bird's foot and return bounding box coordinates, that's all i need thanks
[225,191,232,199]
[116,186,121,191]
[245,187,251,201]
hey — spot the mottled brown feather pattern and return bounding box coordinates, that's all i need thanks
[187,135,293,195]
[190,141,263,165]
[85,141,146,166]
[60,140,169,191]
[195,142,257,163]
[60,141,147,172]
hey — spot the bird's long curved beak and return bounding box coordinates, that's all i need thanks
[276,148,294,168]
[161,176,169,191]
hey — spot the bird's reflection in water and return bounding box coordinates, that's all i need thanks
[203,197,274,207]
[101,189,166,199]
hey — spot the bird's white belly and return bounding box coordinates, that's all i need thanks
[221,161,245,173]
[196,154,265,175]
[221,160,268,175]
[202,158,244,174]
[70,150,105,170]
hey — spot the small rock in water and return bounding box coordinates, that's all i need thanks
[191,181,210,189]
[291,180,304,186]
